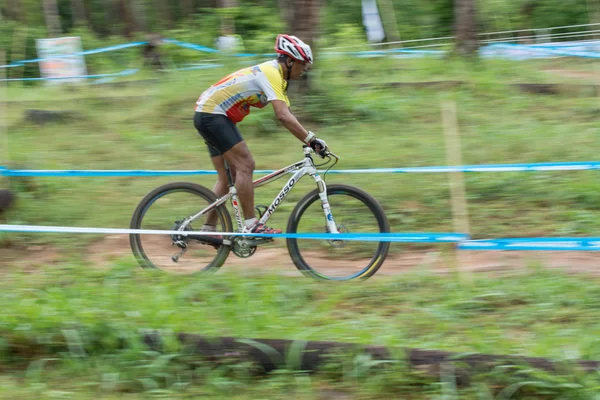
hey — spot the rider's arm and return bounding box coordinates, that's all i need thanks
[271,100,312,143]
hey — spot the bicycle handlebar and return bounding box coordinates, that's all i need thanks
[326,149,340,161]
[302,144,340,161]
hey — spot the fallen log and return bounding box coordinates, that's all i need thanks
[141,333,600,378]
[511,83,600,97]
[24,109,78,124]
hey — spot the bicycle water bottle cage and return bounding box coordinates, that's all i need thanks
[254,205,268,218]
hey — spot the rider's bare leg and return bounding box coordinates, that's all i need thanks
[222,141,256,224]
[204,154,237,227]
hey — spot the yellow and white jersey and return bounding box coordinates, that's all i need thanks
[195,60,290,124]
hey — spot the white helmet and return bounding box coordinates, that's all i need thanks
[275,34,313,64]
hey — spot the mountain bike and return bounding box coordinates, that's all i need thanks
[129,146,390,281]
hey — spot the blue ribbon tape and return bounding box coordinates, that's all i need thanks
[162,39,276,58]
[0,224,468,243]
[168,64,224,71]
[161,39,219,53]
[2,38,598,71]
[3,162,600,177]
[459,238,600,251]
[482,43,600,59]
[233,232,468,242]
[1,170,219,177]
[0,69,139,82]
[13,42,148,64]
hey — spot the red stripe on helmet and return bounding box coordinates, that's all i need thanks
[275,34,310,62]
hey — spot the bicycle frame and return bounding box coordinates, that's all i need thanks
[181,147,339,236]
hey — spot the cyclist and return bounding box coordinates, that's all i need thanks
[194,34,328,235]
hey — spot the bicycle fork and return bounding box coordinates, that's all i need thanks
[313,174,339,235]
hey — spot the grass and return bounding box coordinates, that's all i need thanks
[1,54,600,397]
[1,264,600,398]
[2,55,600,254]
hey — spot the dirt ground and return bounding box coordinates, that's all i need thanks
[1,234,599,279]
[541,67,600,82]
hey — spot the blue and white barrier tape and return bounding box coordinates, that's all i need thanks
[161,39,275,58]
[482,43,600,59]
[529,41,600,50]
[332,49,445,58]
[0,69,139,82]
[0,224,467,243]
[459,238,600,251]
[79,41,148,56]
[2,224,600,251]
[3,38,599,71]
[161,39,219,54]
[2,162,600,177]
[165,64,224,71]
[12,42,148,65]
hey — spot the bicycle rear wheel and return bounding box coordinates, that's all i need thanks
[129,182,232,274]
[286,184,390,281]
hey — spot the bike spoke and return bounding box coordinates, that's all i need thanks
[130,184,231,274]
[288,186,389,280]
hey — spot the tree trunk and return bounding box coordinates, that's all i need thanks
[82,0,98,34]
[219,0,238,7]
[218,0,238,34]
[71,0,86,27]
[180,0,195,16]
[290,0,321,46]
[42,0,61,37]
[376,0,401,43]
[277,0,294,28]
[4,0,24,22]
[154,0,173,30]
[454,0,479,57]
[118,0,136,39]
[101,0,116,36]
[289,0,322,92]
[131,0,148,33]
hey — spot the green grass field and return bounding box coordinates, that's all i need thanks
[2,55,600,398]
[2,265,600,398]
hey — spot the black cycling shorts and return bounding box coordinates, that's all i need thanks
[194,112,243,157]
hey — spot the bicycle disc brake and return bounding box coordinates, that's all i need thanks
[327,224,348,248]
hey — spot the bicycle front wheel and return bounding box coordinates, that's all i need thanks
[286,184,390,281]
[129,182,232,274]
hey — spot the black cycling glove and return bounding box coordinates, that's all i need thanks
[309,138,328,156]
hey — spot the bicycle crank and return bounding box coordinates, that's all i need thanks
[232,237,257,258]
